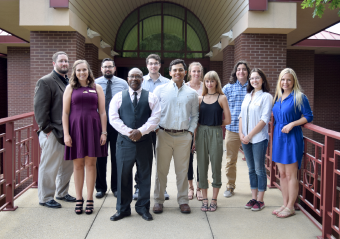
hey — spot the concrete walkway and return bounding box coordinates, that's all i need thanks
[0,146,321,239]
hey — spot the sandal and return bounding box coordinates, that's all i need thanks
[85,200,94,215]
[201,198,209,212]
[209,199,217,212]
[188,186,194,200]
[272,205,286,215]
[276,207,295,218]
[196,188,203,201]
[75,198,84,215]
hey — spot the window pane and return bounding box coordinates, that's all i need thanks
[140,16,161,51]
[164,16,185,51]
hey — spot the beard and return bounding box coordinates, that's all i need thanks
[104,72,113,79]
[56,65,69,74]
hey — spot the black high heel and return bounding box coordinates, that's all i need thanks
[75,198,84,215]
[85,200,94,215]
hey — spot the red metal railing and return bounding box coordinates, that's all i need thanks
[260,114,340,239]
[0,112,40,211]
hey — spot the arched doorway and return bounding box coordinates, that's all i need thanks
[114,2,210,80]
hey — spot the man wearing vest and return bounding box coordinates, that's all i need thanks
[109,68,161,221]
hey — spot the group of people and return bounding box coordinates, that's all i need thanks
[33,51,312,222]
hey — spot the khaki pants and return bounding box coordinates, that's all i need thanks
[154,129,192,205]
[38,132,73,203]
[225,130,241,189]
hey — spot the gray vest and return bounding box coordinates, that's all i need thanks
[118,89,152,141]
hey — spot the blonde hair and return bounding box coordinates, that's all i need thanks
[202,71,224,96]
[273,68,304,111]
[187,62,204,82]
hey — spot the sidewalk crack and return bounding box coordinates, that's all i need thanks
[84,194,107,239]
[205,212,215,239]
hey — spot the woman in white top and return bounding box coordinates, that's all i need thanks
[186,62,204,201]
[239,68,273,211]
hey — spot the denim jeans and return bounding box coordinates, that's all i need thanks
[242,139,268,192]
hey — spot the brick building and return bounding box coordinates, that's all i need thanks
[0,0,339,138]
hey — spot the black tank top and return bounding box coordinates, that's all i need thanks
[198,94,223,126]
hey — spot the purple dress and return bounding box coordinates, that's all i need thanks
[64,86,108,160]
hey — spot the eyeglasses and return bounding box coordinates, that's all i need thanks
[102,66,114,69]
[249,76,261,81]
[128,75,142,79]
[147,63,160,66]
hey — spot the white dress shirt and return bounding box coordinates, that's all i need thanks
[239,90,273,144]
[153,80,199,133]
[109,87,161,136]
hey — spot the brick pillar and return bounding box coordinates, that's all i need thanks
[7,47,31,119]
[234,33,287,94]
[222,45,234,86]
[287,50,315,110]
[85,44,99,79]
[0,57,7,133]
[209,61,223,82]
[30,31,85,110]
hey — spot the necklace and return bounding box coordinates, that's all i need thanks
[208,92,217,95]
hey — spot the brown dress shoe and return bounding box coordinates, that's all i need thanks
[153,203,163,214]
[179,204,191,214]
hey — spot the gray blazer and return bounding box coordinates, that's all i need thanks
[34,71,66,145]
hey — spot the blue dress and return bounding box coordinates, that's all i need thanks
[272,92,313,169]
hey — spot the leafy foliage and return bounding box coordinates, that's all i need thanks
[302,0,340,18]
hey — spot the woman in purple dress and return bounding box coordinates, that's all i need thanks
[62,60,108,215]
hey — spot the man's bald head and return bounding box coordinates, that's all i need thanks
[128,68,143,76]
[127,67,143,91]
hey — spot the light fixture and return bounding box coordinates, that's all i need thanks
[205,51,213,57]
[111,50,119,56]
[100,40,111,48]
[221,30,233,39]
[212,42,222,50]
[87,28,100,38]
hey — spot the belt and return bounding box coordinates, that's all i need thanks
[159,126,188,133]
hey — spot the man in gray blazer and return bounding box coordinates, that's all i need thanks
[34,51,75,208]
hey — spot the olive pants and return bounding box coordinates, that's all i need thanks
[196,125,223,189]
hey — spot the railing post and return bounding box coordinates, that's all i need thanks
[268,114,276,188]
[3,122,18,211]
[319,136,334,239]
[32,118,39,188]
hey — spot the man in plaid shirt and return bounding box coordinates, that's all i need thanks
[222,60,251,197]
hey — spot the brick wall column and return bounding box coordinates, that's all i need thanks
[209,61,223,82]
[30,31,85,112]
[7,47,31,119]
[222,45,234,86]
[85,44,99,79]
[0,57,7,133]
[234,33,287,94]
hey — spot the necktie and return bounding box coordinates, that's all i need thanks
[133,92,138,107]
[105,79,112,116]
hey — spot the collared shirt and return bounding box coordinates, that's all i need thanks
[222,80,248,133]
[153,80,199,133]
[239,90,273,144]
[53,70,68,85]
[95,75,129,97]
[109,87,161,136]
[141,73,170,93]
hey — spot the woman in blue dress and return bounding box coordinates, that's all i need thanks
[272,68,313,218]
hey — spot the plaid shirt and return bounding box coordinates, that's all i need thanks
[222,80,248,133]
